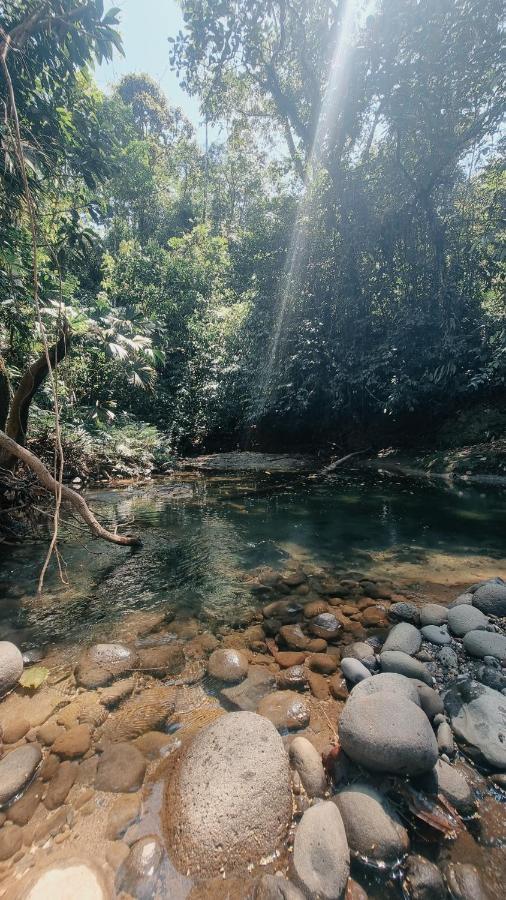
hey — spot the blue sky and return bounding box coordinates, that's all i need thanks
[95,0,205,137]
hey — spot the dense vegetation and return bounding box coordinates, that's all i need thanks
[0,0,504,482]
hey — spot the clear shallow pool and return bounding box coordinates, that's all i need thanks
[0,468,505,648]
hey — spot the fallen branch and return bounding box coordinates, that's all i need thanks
[0,430,142,549]
[316,449,370,476]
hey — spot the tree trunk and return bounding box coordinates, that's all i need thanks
[0,429,142,547]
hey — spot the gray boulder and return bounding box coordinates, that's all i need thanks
[340,658,370,684]
[449,593,474,608]
[350,672,421,706]
[334,782,409,862]
[415,683,444,720]
[382,623,422,656]
[339,691,438,776]
[165,711,292,876]
[463,630,506,662]
[419,605,448,627]
[289,736,326,798]
[380,651,432,685]
[472,581,506,617]
[420,625,451,646]
[444,678,506,769]
[0,744,42,806]
[448,605,491,637]
[0,641,23,697]
[291,801,349,899]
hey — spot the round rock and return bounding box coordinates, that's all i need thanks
[253,874,305,900]
[463,630,506,662]
[310,613,341,640]
[382,623,422,656]
[339,692,438,775]
[403,854,446,900]
[380,651,432,685]
[291,801,350,900]
[289,736,326,798]
[0,743,42,806]
[257,691,310,731]
[420,625,451,646]
[342,642,376,669]
[207,648,249,683]
[472,581,506,617]
[350,672,421,706]
[388,602,420,625]
[87,642,138,671]
[419,605,448,627]
[340,658,370,684]
[334,782,409,863]
[0,641,23,696]
[116,835,164,899]
[448,605,490,637]
[95,742,146,792]
[165,711,292,877]
[441,862,489,900]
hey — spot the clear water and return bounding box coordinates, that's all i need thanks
[1,468,505,649]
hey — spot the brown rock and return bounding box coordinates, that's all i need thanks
[329,675,349,701]
[44,760,77,809]
[307,638,328,653]
[307,653,338,675]
[257,691,310,731]
[74,662,114,689]
[99,677,136,708]
[307,671,330,700]
[341,605,358,617]
[133,731,172,758]
[309,613,341,640]
[40,753,60,782]
[52,724,92,759]
[361,607,385,626]
[7,780,43,825]
[358,597,377,610]
[304,600,329,618]
[277,666,307,691]
[208,648,249,683]
[276,651,306,668]
[278,625,311,651]
[95,743,146,792]
[37,717,66,746]
[106,840,130,870]
[33,806,69,843]
[283,571,307,588]
[346,877,369,900]
[105,793,141,839]
[100,686,175,742]
[1,716,30,744]
[0,824,22,860]
[137,643,185,677]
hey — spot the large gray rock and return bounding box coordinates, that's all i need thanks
[339,692,438,776]
[334,782,409,862]
[444,678,506,769]
[380,651,432,685]
[382,623,422,656]
[291,801,349,899]
[419,605,448,627]
[420,625,451,646]
[463,630,506,662]
[165,712,292,877]
[340,658,370,684]
[472,581,506,617]
[289,736,326,798]
[350,672,421,706]
[0,641,23,697]
[448,593,474,609]
[448,605,490,637]
[0,744,42,806]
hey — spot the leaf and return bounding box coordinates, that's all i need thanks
[20,666,49,690]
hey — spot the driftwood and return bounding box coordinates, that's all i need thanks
[318,449,369,476]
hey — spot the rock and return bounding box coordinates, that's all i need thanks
[380,651,432,685]
[310,613,341,640]
[403,854,446,900]
[105,793,141,839]
[74,662,113,689]
[133,731,172,758]
[0,743,42,806]
[43,760,77,809]
[36,718,66,746]
[98,677,136,708]
[341,658,370,684]
[289,736,326,798]
[291,801,350,900]
[257,691,310,731]
[437,722,454,756]
[165,711,292,877]
[100,686,175,742]
[350,672,420,706]
[88,642,138,670]
[444,678,506,769]
[1,715,30,743]
[304,600,329,618]
[472,581,506,617]
[345,878,368,900]
[417,759,476,815]
[278,625,311,651]
[208,648,249,682]
[221,666,276,711]
[463,630,506,662]
[388,603,420,625]
[116,834,164,900]
[419,605,448,627]
[449,593,474,608]
[477,663,506,692]
[334,782,409,862]
[447,605,491,637]
[277,666,308,691]
[7,780,43,825]
[0,641,23,697]
[307,653,338,674]
[339,692,438,775]
[308,638,328,653]
[344,642,376,669]
[441,862,489,900]
[253,874,305,900]
[307,670,330,699]
[420,625,451,646]
[0,823,23,860]
[415,683,444,720]
[437,647,458,669]
[276,651,306,668]
[383,623,422,656]
[137,643,185,677]
[361,607,385,627]
[106,841,130,870]
[329,676,349,701]
[95,742,146,792]
[21,860,109,900]
[52,724,92,759]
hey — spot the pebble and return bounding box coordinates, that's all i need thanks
[463,630,506,662]
[380,651,432,685]
[207,648,249,682]
[306,670,330,699]
[309,613,341,640]
[276,651,306,668]
[448,592,474,608]
[436,722,455,756]
[95,742,146,792]
[52,724,92,759]
[307,653,337,674]
[7,780,43,825]
[278,625,311,651]
[44,760,77,809]
[419,605,448,627]
[334,782,409,863]
[329,675,349,700]
[437,647,458,669]
[221,666,277,711]
[0,641,23,697]
[343,642,376,669]
[98,677,136,708]
[403,854,446,899]
[417,759,476,815]
[447,605,490,637]
[116,834,164,899]
[415,683,444,720]
[105,793,141,839]
[289,737,326,798]
[137,643,185,677]
[0,744,42,806]
[341,658,370,684]
[420,625,451,646]
[382,623,422,655]
[257,691,310,731]
[472,581,506,617]
[291,801,350,900]
[277,666,307,691]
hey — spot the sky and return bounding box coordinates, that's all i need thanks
[94,0,205,138]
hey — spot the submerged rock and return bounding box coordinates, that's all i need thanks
[444,678,506,769]
[0,743,42,806]
[291,801,350,899]
[116,834,164,900]
[207,648,249,682]
[0,641,23,696]
[339,691,438,775]
[165,711,292,877]
[403,855,446,900]
[334,782,409,863]
[441,862,489,900]
[221,666,276,711]
[257,691,310,731]
[95,742,146,792]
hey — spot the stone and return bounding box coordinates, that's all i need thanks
[22,860,109,900]
[361,607,385,626]
[44,760,77,809]
[276,651,306,668]
[307,638,328,653]
[95,742,146,792]
[420,625,451,646]
[344,642,376,669]
[447,605,490,637]
[133,731,172,758]
[437,647,458,669]
[36,718,66,746]
[307,653,337,674]
[419,605,448,627]
[105,793,141,839]
[99,677,136,708]
[304,600,329,618]
[339,692,438,775]
[310,613,341,640]
[100,686,175,742]
[415,683,444,720]
[403,854,446,900]
[291,801,350,900]
[253,874,305,900]
[52,723,92,759]
[345,878,368,900]
[137,643,185,677]
[289,736,326,798]
[207,648,249,682]
[0,641,23,696]
[388,602,420,625]
[477,664,506,692]
[472,581,506,617]
[449,592,474,607]
[88,642,138,670]
[329,676,349,701]
[106,841,130,870]
[334,782,409,862]
[0,743,42,806]
[257,691,310,731]
[341,658,370,684]
[7,779,43,825]
[0,823,23,860]
[380,651,432,685]
[278,625,311,651]
[221,666,276,711]
[350,672,420,706]
[74,662,113,689]
[383,623,422,656]
[277,665,307,691]
[463,630,506,662]
[437,722,454,756]
[116,834,164,899]
[417,759,476,815]
[444,678,506,769]
[306,670,330,699]
[441,862,489,900]
[165,711,292,877]
[40,753,60,782]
